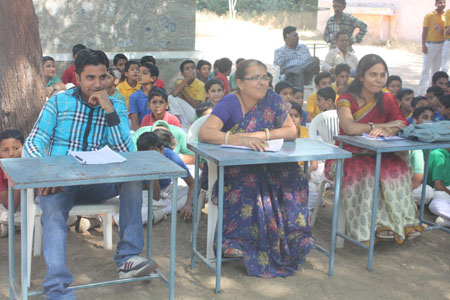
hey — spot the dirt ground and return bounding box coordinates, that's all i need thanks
[1,194,449,300]
[1,12,448,300]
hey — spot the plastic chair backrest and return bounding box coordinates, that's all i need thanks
[187,115,209,144]
[308,110,339,144]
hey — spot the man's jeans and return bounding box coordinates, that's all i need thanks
[39,181,143,300]
[282,56,320,89]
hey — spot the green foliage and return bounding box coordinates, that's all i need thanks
[196,0,318,15]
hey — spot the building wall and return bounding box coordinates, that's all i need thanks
[317,0,436,43]
[33,0,197,86]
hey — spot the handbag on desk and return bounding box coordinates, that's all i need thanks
[398,120,450,142]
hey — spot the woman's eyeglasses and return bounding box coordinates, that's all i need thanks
[243,75,270,82]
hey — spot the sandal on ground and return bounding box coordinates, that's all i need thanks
[376,230,394,240]
[223,247,244,258]
[406,229,421,240]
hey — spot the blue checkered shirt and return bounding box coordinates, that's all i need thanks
[274,44,312,74]
[24,87,133,157]
[323,12,368,48]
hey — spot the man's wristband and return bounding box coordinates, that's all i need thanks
[105,111,120,127]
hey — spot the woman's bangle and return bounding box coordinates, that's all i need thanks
[265,128,270,141]
[225,131,231,144]
[368,122,374,130]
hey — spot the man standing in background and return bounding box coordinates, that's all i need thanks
[418,0,446,96]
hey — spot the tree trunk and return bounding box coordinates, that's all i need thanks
[0,0,45,135]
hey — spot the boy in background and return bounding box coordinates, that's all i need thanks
[332,63,352,96]
[129,63,161,130]
[276,81,306,125]
[105,67,126,103]
[62,44,86,86]
[215,57,232,94]
[427,147,450,228]
[205,79,225,106]
[0,130,24,237]
[113,53,128,74]
[117,61,141,109]
[140,55,166,89]
[305,71,333,122]
[438,94,450,119]
[196,60,212,84]
[317,87,337,112]
[137,131,194,221]
[141,90,181,127]
[229,58,245,91]
[426,85,446,121]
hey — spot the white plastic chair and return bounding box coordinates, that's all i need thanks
[187,115,218,260]
[307,110,345,248]
[26,189,119,286]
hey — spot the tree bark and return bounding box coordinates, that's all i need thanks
[0,0,45,135]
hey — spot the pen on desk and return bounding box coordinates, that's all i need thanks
[74,155,86,164]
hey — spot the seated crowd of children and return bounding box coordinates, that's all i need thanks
[1,43,450,238]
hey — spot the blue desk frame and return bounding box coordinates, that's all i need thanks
[0,151,187,300]
[188,139,352,293]
[334,135,450,272]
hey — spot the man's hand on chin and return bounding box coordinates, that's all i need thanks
[88,90,114,113]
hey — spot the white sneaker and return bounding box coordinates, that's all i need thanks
[435,216,450,227]
[117,256,158,279]
[152,210,167,225]
[0,223,7,238]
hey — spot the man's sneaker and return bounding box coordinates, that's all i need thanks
[117,256,158,279]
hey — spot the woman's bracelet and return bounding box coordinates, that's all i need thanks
[265,128,270,141]
[225,131,231,144]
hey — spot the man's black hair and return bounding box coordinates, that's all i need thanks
[74,49,109,75]
[282,26,297,40]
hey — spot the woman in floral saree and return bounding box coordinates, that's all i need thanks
[325,54,423,245]
[198,59,314,278]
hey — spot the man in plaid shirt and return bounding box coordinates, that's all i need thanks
[274,26,320,89]
[24,49,157,299]
[323,0,368,50]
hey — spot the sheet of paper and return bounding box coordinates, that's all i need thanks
[68,146,127,165]
[220,138,284,152]
[361,133,405,141]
